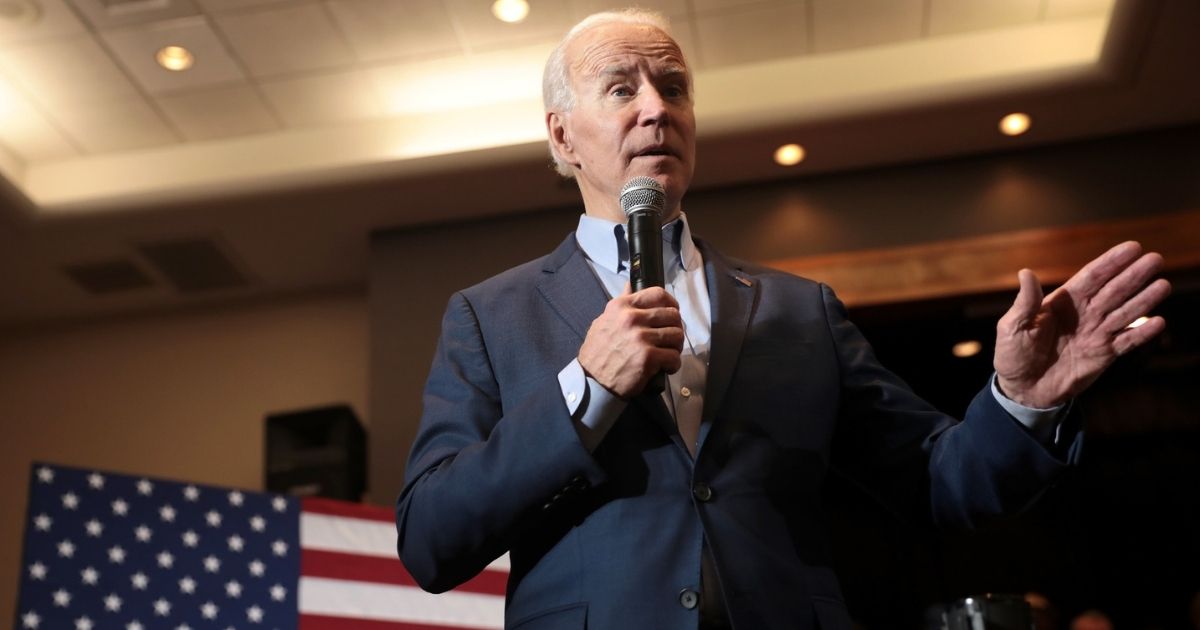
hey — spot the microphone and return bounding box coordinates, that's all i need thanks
[620,176,667,394]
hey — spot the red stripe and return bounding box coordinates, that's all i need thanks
[300,613,497,630]
[302,549,508,596]
[302,497,395,523]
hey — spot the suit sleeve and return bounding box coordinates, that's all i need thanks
[395,291,607,592]
[820,284,1082,531]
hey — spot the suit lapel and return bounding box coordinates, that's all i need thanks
[698,239,758,428]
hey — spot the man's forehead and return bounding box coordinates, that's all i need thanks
[567,22,687,77]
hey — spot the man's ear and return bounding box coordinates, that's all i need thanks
[546,111,577,165]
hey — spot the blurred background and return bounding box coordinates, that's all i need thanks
[2,0,1198,627]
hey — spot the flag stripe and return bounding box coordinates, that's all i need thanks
[303,497,394,523]
[302,549,507,596]
[299,576,504,629]
[300,613,497,630]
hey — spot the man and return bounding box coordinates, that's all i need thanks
[395,9,1170,629]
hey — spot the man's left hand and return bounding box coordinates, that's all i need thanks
[994,241,1171,409]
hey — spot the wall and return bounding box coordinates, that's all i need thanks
[369,123,1200,506]
[0,289,367,623]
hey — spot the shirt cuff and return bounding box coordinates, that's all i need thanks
[990,373,1068,445]
[558,359,628,452]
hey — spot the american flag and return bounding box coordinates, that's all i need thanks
[16,463,508,630]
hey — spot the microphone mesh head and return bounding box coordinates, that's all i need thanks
[619,177,666,218]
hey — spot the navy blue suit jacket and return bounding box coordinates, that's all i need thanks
[396,234,1079,629]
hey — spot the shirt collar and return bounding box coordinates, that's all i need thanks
[576,212,700,274]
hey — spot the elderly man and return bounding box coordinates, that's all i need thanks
[395,9,1169,629]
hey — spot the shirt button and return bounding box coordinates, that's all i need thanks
[680,386,691,398]
[567,392,577,404]
[692,482,713,502]
[679,588,700,610]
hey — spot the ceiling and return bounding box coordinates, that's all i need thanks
[1,0,1199,328]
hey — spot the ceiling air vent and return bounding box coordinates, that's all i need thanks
[63,259,154,295]
[137,237,250,293]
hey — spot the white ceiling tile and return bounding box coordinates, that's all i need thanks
[68,0,202,29]
[446,0,573,50]
[156,83,278,140]
[259,69,381,127]
[100,16,247,94]
[569,0,690,20]
[52,96,178,152]
[1044,0,1116,20]
[811,0,924,53]
[0,35,140,108]
[213,3,354,77]
[0,0,88,45]
[929,0,1041,37]
[0,75,79,161]
[325,0,460,63]
[694,2,806,68]
[193,0,290,12]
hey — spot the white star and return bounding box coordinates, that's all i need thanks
[131,572,149,590]
[249,515,266,532]
[203,555,221,573]
[104,593,122,612]
[175,625,191,630]
[183,485,199,501]
[182,530,199,547]
[58,539,76,558]
[200,602,218,619]
[74,616,93,630]
[80,566,99,585]
[137,479,153,495]
[272,496,288,512]
[246,605,264,623]
[153,551,172,569]
[21,610,40,628]
[126,621,143,630]
[271,539,288,557]
[178,576,196,594]
[153,598,171,616]
[28,562,47,580]
[37,466,54,483]
[248,560,265,577]
[62,492,79,510]
[205,510,222,527]
[160,505,176,522]
[87,473,105,489]
[225,580,242,598]
[52,588,71,607]
[107,545,126,564]
[135,525,152,542]
[111,499,128,516]
[269,584,287,601]
[227,534,244,552]
[33,514,51,531]
[228,491,244,506]
[84,519,103,537]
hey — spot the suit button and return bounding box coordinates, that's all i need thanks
[679,588,699,610]
[692,482,713,502]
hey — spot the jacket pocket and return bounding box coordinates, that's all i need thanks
[510,602,587,629]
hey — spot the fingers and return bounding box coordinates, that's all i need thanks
[1100,277,1172,335]
[627,286,679,309]
[1089,252,1164,316]
[1063,240,1143,298]
[1112,315,1166,356]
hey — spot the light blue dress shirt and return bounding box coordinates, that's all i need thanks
[558,213,1064,453]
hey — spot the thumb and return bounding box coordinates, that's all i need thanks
[1008,269,1044,327]
[622,281,633,296]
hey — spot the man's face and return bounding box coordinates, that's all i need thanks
[553,22,696,221]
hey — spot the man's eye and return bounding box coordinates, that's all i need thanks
[610,86,632,97]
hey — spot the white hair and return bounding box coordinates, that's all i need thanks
[542,8,676,178]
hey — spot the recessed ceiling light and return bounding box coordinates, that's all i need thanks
[773,143,805,166]
[951,340,982,358]
[156,45,194,72]
[491,0,529,23]
[999,112,1031,137]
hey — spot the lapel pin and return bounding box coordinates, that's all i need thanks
[735,275,753,287]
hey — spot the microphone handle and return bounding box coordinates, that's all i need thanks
[627,209,666,394]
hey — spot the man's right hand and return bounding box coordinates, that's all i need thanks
[579,284,684,398]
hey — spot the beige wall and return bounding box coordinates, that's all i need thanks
[0,289,367,623]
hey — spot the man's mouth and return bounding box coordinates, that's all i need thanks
[634,147,675,159]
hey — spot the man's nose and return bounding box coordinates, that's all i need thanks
[637,87,670,127]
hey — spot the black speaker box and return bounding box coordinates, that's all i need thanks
[265,404,366,501]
